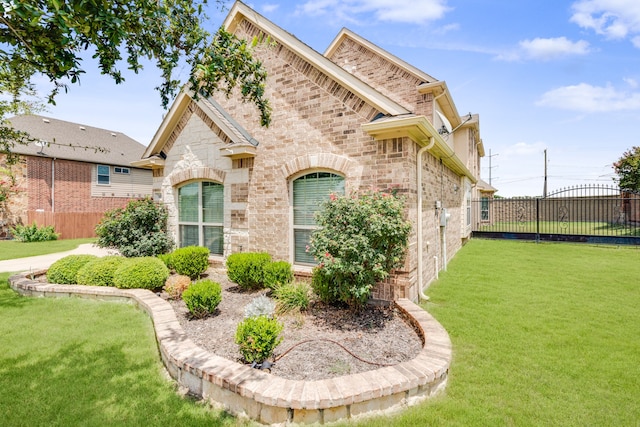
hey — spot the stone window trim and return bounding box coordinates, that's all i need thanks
[177,180,224,256]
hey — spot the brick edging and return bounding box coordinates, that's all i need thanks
[9,271,451,425]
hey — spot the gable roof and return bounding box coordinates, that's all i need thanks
[7,115,146,167]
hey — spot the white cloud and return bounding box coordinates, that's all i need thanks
[536,82,640,112]
[262,3,279,13]
[570,0,640,42]
[633,35,640,48]
[497,37,591,61]
[295,0,451,24]
[504,141,548,158]
[624,77,639,88]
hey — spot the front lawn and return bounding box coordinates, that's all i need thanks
[0,238,97,261]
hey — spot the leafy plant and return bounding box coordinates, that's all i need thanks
[113,257,169,290]
[235,315,283,364]
[262,261,293,289]
[76,256,125,287]
[163,275,192,300]
[226,252,272,290]
[46,255,98,284]
[181,279,222,318]
[171,246,209,279]
[310,190,411,308]
[273,281,311,313]
[11,222,59,242]
[243,295,276,319]
[613,146,640,191]
[95,198,174,257]
[157,252,174,270]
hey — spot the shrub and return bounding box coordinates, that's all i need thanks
[11,222,59,242]
[226,252,271,289]
[157,252,174,270]
[171,246,210,279]
[262,261,293,289]
[309,190,412,308]
[243,295,276,319]
[76,256,125,287]
[46,255,98,284]
[163,275,192,299]
[273,281,311,313]
[235,315,283,363]
[95,198,174,257]
[113,257,169,290]
[181,279,222,318]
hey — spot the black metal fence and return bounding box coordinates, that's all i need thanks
[472,185,640,245]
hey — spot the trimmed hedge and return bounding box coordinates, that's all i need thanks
[182,279,222,318]
[226,252,271,290]
[113,257,169,290]
[76,255,125,287]
[172,246,210,279]
[46,255,98,284]
[263,261,293,289]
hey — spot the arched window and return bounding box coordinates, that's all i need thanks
[292,172,344,264]
[178,181,223,255]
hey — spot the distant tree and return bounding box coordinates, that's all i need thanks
[613,146,640,192]
[0,0,271,152]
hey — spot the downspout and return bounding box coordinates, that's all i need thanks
[51,158,55,213]
[417,137,435,302]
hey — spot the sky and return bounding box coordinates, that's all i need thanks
[36,0,640,197]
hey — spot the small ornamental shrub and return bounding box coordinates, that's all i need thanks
[47,255,98,284]
[181,279,222,318]
[309,190,412,308]
[171,246,210,279]
[11,222,59,242]
[262,261,293,289]
[76,256,125,287]
[243,295,276,319]
[273,281,311,313]
[113,257,169,290]
[157,252,174,270]
[235,315,283,363]
[164,274,192,299]
[226,252,272,289]
[95,198,174,257]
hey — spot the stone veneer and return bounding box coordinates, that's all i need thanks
[9,272,451,425]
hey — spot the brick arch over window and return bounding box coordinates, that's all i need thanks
[280,154,362,189]
[169,167,226,187]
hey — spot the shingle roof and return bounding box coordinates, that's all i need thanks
[6,115,146,167]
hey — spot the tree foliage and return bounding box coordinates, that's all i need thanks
[613,146,640,192]
[0,0,271,152]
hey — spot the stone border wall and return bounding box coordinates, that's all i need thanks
[9,271,451,425]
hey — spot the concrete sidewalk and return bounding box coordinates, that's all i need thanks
[0,243,117,274]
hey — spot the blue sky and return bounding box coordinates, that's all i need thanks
[42,0,640,197]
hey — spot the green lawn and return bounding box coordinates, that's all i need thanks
[2,240,639,426]
[0,238,97,261]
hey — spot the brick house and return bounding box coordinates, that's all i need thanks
[0,115,152,239]
[136,1,486,302]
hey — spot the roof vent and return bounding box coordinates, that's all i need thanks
[79,126,86,131]
[42,118,50,123]
[111,132,117,137]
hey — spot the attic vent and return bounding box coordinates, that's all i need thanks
[42,119,50,123]
[110,133,117,137]
[79,126,86,130]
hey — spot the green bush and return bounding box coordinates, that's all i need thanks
[163,275,191,299]
[273,281,311,313]
[226,252,271,290]
[157,252,174,270]
[76,256,125,287]
[181,279,222,318]
[309,190,411,308]
[11,222,59,242]
[46,255,98,284]
[113,257,169,290]
[235,315,283,363]
[95,198,174,257]
[171,246,210,279]
[262,261,293,289]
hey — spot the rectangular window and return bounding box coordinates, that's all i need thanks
[114,167,130,174]
[178,181,224,255]
[97,165,110,185]
[481,197,489,221]
[465,183,472,227]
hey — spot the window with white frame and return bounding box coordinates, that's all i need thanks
[292,172,344,264]
[178,181,224,255]
[114,166,130,174]
[97,165,110,185]
[481,197,489,221]
[465,182,472,227]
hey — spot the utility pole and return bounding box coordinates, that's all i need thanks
[543,149,548,197]
[487,149,499,185]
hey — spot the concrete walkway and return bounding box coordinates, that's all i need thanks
[0,244,117,274]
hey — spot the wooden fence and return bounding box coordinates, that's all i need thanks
[27,211,105,239]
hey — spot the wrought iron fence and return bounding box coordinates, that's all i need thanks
[472,185,640,245]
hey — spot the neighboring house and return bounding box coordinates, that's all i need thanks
[135,1,487,302]
[476,178,498,224]
[0,115,152,238]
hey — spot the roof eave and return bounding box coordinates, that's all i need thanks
[418,81,462,128]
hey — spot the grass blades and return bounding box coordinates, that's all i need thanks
[0,238,96,261]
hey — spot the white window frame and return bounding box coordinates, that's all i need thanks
[177,181,224,256]
[97,164,110,185]
[114,166,130,174]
